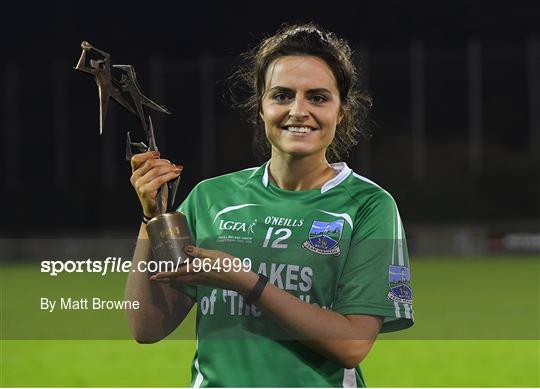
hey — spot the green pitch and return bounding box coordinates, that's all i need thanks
[1,256,539,387]
[1,340,538,387]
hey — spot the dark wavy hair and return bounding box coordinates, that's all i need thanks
[231,22,372,162]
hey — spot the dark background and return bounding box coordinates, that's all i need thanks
[1,1,539,237]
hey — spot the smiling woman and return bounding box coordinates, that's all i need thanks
[238,23,371,165]
[125,23,414,388]
[262,56,341,162]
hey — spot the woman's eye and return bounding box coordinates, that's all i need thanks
[310,95,327,103]
[273,93,291,102]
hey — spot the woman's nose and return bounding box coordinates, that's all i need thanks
[288,99,309,119]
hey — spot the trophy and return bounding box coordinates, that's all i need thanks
[74,41,193,268]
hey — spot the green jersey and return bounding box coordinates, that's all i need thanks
[177,162,414,387]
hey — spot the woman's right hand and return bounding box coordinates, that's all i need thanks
[130,151,183,218]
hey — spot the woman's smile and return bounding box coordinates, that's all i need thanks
[281,126,318,136]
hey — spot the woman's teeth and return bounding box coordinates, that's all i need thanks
[284,126,313,133]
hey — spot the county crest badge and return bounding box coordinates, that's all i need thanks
[302,219,344,256]
[387,265,413,304]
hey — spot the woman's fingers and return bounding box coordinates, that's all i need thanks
[140,171,182,195]
[131,158,176,183]
[185,245,214,259]
[129,150,183,217]
[131,159,182,192]
[149,276,172,283]
[150,268,198,285]
[150,270,185,280]
[130,151,160,172]
[148,247,240,289]
[140,163,183,184]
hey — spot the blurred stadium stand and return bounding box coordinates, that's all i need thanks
[1,14,538,255]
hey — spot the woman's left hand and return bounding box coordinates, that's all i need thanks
[149,245,257,294]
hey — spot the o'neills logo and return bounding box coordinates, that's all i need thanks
[264,216,304,227]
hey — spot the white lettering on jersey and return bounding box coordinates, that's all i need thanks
[223,290,238,315]
[200,289,217,315]
[199,263,316,317]
[285,265,299,291]
[221,289,262,317]
[299,294,311,303]
[299,267,313,292]
[270,263,286,289]
[264,216,304,227]
[219,220,247,232]
[257,262,268,276]
[259,262,313,293]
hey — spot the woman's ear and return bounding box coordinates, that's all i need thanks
[337,106,345,125]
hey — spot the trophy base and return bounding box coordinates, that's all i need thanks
[146,212,193,273]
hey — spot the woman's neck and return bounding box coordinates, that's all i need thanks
[268,152,335,191]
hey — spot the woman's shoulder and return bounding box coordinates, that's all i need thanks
[192,165,263,192]
[340,171,405,229]
[343,169,398,208]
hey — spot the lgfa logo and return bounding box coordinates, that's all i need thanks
[218,219,257,234]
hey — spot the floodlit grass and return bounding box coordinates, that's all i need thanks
[1,256,538,387]
[1,340,538,387]
[363,340,539,387]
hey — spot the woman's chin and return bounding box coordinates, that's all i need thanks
[277,147,323,159]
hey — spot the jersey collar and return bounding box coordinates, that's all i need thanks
[258,160,352,193]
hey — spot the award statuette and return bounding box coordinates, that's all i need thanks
[74,41,193,269]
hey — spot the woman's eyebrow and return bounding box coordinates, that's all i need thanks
[267,86,293,93]
[306,88,332,95]
[267,86,332,94]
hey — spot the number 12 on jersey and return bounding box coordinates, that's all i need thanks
[262,227,292,249]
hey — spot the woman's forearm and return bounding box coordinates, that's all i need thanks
[124,223,194,343]
[234,272,381,368]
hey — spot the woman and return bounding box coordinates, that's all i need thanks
[125,23,414,388]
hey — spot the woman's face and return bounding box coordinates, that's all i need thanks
[260,55,342,160]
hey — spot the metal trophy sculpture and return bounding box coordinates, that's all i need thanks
[74,41,192,267]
